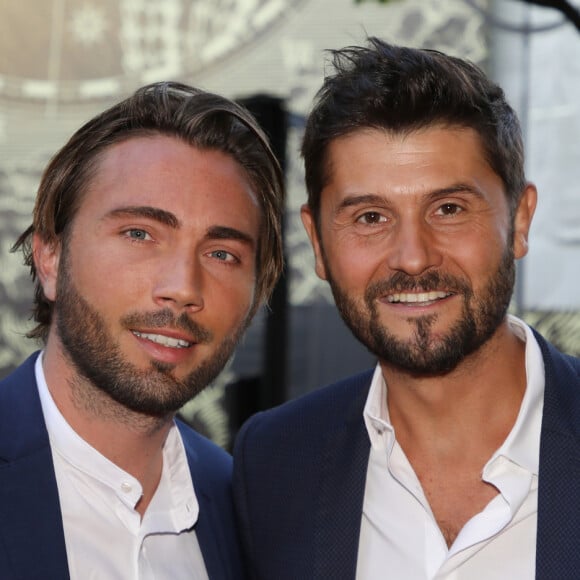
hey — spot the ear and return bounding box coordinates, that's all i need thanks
[32,233,61,302]
[513,183,537,260]
[300,204,328,281]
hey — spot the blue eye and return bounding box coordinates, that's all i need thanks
[127,229,149,240]
[210,249,241,264]
[211,250,235,262]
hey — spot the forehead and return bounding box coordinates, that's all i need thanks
[91,134,254,193]
[77,134,260,225]
[323,125,500,197]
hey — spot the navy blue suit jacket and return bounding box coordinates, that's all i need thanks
[234,331,580,579]
[0,352,245,580]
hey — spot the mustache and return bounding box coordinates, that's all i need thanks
[121,309,213,343]
[366,270,471,300]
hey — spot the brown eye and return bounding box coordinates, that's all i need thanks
[358,211,385,224]
[439,203,461,216]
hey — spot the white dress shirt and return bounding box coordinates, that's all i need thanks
[356,315,544,579]
[35,354,209,580]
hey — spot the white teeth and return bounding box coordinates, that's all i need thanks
[132,331,191,348]
[387,291,450,304]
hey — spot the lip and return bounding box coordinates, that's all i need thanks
[379,291,455,311]
[130,328,198,365]
[132,328,195,346]
[386,290,452,304]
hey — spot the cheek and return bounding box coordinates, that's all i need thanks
[67,249,146,311]
[208,274,256,320]
[446,234,507,288]
[322,235,382,289]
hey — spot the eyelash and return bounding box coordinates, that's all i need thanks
[209,249,239,264]
[356,211,386,225]
[353,202,465,228]
[124,228,152,241]
[436,203,463,216]
[121,228,243,267]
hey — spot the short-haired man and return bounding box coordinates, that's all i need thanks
[1,81,284,579]
[233,38,580,579]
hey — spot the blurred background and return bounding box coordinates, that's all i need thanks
[1,0,579,449]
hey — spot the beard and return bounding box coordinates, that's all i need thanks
[324,245,516,375]
[55,254,246,417]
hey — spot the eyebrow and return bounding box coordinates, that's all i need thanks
[430,183,485,199]
[206,225,256,248]
[335,183,485,213]
[336,194,386,213]
[105,205,255,247]
[105,206,179,228]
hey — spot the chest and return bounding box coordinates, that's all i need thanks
[356,443,538,578]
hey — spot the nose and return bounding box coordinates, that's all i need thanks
[386,218,441,276]
[153,252,204,312]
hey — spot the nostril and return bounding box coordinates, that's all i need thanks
[154,294,204,311]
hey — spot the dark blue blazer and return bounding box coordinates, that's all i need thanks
[0,352,245,580]
[233,331,580,579]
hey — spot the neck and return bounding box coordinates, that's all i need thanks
[382,320,527,458]
[41,336,174,515]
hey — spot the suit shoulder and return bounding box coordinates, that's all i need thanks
[0,352,39,394]
[561,352,580,374]
[236,368,373,445]
[0,353,45,452]
[534,329,580,375]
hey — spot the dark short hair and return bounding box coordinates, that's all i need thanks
[13,82,285,342]
[302,37,526,227]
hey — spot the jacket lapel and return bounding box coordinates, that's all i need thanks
[179,423,244,580]
[193,483,235,580]
[0,353,70,579]
[312,371,372,580]
[535,333,580,579]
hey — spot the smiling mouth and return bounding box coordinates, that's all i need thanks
[386,291,452,305]
[132,331,193,349]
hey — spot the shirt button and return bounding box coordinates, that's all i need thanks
[121,481,132,493]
